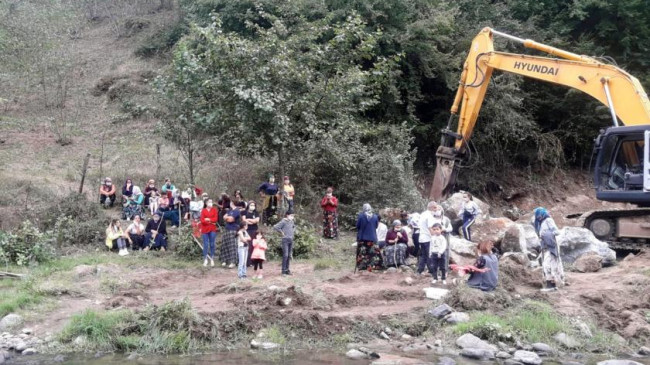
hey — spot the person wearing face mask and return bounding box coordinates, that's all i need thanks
[320,187,339,239]
[144,179,159,208]
[126,215,146,250]
[144,212,168,251]
[122,178,134,205]
[161,178,176,199]
[355,203,381,271]
[200,199,218,267]
[383,220,409,268]
[431,203,453,269]
[258,174,279,225]
[122,186,144,221]
[274,212,296,275]
[221,202,244,268]
[232,189,245,208]
[282,176,295,214]
[106,219,129,256]
[99,177,116,208]
[244,200,260,266]
[459,192,481,242]
[417,201,437,275]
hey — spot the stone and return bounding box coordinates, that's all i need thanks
[346,349,368,360]
[403,343,428,353]
[127,353,138,360]
[73,335,87,347]
[573,252,603,273]
[21,328,33,335]
[449,237,478,266]
[0,314,23,331]
[402,277,414,286]
[423,288,449,300]
[380,332,390,340]
[277,297,292,307]
[428,304,453,319]
[386,267,398,274]
[74,264,95,278]
[553,333,579,349]
[437,356,456,365]
[461,348,495,360]
[401,334,412,341]
[556,227,616,266]
[22,348,36,355]
[638,346,650,356]
[472,217,515,244]
[503,208,522,222]
[498,342,509,351]
[446,312,470,324]
[15,341,28,352]
[384,327,393,335]
[575,321,593,338]
[358,347,380,359]
[597,361,644,365]
[505,360,524,365]
[53,354,66,363]
[434,339,442,347]
[497,351,513,359]
[513,350,542,365]
[501,252,530,266]
[531,343,554,355]
[441,192,490,222]
[456,333,498,351]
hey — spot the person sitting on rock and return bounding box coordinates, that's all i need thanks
[383,220,408,267]
[451,240,498,291]
[533,207,564,292]
[99,177,116,208]
[144,212,167,251]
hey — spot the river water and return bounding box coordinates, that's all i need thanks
[6,350,650,365]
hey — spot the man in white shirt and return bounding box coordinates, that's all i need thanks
[417,201,437,275]
[376,218,388,249]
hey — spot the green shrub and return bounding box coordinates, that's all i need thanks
[171,225,202,260]
[135,20,188,58]
[0,221,54,266]
[41,193,108,246]
[59,309,132,349]
[268,219,317,260]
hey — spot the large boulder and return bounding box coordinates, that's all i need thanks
[471,217,515,244]
[501,224,541,253]
[513,350,542,365]
[573,252,603,273]
[456,333,498,351]
[0,314,23,331]
[449,236,477,266]
[557,227,616,266]
[441,192,490,222]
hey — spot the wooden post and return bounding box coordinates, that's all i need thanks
[156,144,161,180]
[79,153,91,194]
[99,133,105,201]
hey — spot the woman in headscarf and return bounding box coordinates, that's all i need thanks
[355,203,381,271]
[320,187,339,239]
[533,207,565,291]
[243,200,260,266]
[383,220,409,267]
[258,174,279,225]
[122,186,144,220]
[122,178,134,203]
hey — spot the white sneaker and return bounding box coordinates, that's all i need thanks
[431,279,437,284]
[119,249,127,256]
[203,258,208,267]
[442,280,447,285]
[228,263,235,269]
[124,249,129,255]
[222,262,226,267]
[210,258,215,267]
[126,217,130,221]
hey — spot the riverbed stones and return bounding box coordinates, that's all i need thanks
[456,333,498,351]
[380,331,390,340]
[277,297,292,307]
[250,339,280,350]
[14,341,27,352]
[428,304,453,319]
[402,277,414,286]
[445,312,470,324]
[22,348,36,355]
[423,288,449,300]
[574,320,593,338]
[437,356,456,365]
[532,342,554,355]
[505,360,524,365]
[553,333,579,349]
[497,351,512,359]
[461,348,495,360]
[346,349,369,360]
[597,360,644,365]
[513,350,542,365]
[638,346,650,356]
[21,328,32,335]
[401,334,412,341]
[0,314,23,331]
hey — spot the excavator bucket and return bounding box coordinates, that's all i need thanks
[429,146,461,201]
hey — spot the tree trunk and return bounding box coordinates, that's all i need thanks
[278,144,285,186]
[187,131,195,185]
[79,153,91,194]
[156,144,161,180]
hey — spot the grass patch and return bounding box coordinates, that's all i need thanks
[264,325,287,345]
[454,300,571,344]
[59,309,132,349]
[313,257,343,270]
[0,287,43,318]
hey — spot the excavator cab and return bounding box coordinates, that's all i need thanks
[593,126,650,206]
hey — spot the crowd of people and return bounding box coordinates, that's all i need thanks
[102,175,562,291]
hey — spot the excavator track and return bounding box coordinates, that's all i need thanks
[577,208,650,250]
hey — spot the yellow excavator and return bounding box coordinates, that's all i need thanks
[430,27,650,248]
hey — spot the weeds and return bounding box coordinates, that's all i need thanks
[59,310,132,349]
[313,257,343,270]
[0,287,43,318]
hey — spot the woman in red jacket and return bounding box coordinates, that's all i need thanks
[200,199,219,267]
[320,187,339,239]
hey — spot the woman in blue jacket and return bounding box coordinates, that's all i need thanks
[355,203,381,271]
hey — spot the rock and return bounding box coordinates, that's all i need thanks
[386,267,398,274]
[0,314,23,331]
[461,348,496,360]
[277,297,292,307]
[74,264,95,278]
[401,334,412,341]
[513,350,542,365]
[250,339,280,350]
[346,349,369,360]
[15,341,28,352]
[471,217,515,244]
[446,312,470,324]
[380,331,390,340]
[503,207,522,221]
[21,328,33,335]
[423,288,449,300]
[501,252,530,266]
[267,285,285,292]
[358,347,380,359]
[505,360,524,365]
[442,192,490,222]
[73,335,87,347]
[402,277,414,286]
[437,356,456,365]
[400,266,414,274]
[531,343,554,355]
[449,237,478,266]
[22,348,36,355]
[127,353,138,360]
[384,327,393,335]
[611,334,627,346]
[573,252,603,273]
[575,321,593,338]
[557,227,616,266]
[638,346,650,356]
[553,333,579,349]
[456,333,498,351]
[402,343,429,353]
[53,354,66,363]
[497,351,513,359]
[428,304,453,319]
[597,361,644,365]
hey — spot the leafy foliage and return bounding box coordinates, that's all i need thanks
[0,222,55,266]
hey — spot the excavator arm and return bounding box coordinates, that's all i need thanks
[430,27,650,200]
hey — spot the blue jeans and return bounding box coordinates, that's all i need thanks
[162,210,180,227]
[202,231,217,259]
[429,252,447,280]
[281,238,293,274]
[462,212,476,241]
[417,241,430,274]
[237,246,248,278]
